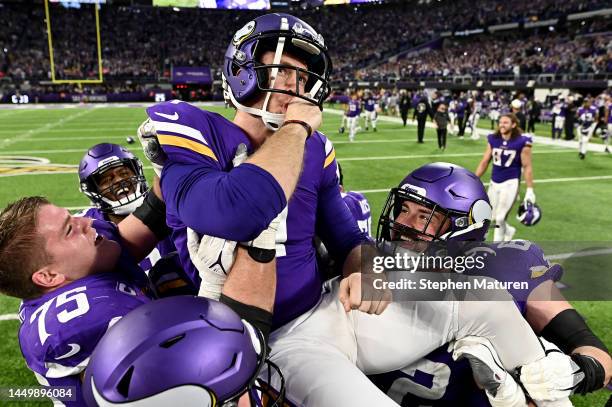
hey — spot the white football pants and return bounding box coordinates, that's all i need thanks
[265,278,544,407]
[488,178,519,241]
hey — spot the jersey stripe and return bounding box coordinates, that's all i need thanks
[324,148,336,169]
[158,134,218,161]
[151,120,209,146]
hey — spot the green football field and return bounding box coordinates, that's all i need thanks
[0,104,610,406]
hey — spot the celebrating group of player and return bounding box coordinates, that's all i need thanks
[0,13,611,407]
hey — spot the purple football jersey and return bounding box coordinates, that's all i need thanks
[577,106,598,128]
[607,104,612,124]
[342,191,372,236]
[18,220,151,406]
[363,97,377,112]
[487,133,532,183]
[346,99,361,117]
[369,241,563,406]
[147,100,367,328]
[77,207,177,274]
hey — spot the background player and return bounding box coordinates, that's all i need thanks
[475,113,535,241]
[577,98,599,159]
[551,96,567,140]
[605,94,612,153]
[362,89,378,132]
[488,93,501,129]
[347,92,361,141]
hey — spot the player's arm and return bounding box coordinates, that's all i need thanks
[118,175,168,262]
[525,281,611,393]
[218,246,275,341]
[521,142,535,198]
[474,143,492,177]
[245,96,320,201]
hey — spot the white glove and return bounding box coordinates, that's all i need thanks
[518,337,583,402]
[187,228,237,300]
[137,118,166,177]
[452,336,527,407]
[523,187,536,204]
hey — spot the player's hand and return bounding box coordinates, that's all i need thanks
[518,338,583,401]
[187,228,237,300]
[137,118,166,177]
[453,336,528,406]
[338,272,391,315]
[285,93,322,134]
[523,187,536,204]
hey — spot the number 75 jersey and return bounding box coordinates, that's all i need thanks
[488,133,532,183]
[18,273,151,406]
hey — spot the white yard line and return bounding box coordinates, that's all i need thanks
[0,314,19,321]
[0,109,97,149]
[546,248,612,261]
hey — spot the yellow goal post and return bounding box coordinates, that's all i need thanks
[43,0,104,85]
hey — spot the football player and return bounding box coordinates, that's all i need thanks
[0,192,280,406]
[0,188,164,405]
[467,94,483,140]
[605,93,611,154]
[338,163,372,236]
[455,94,468,138]
[138,14,582,407]
[346,91,361,141]
[475,113,535,241]
[488,93,501,129]
[577,98,599,160]
[362,89,378,132]
[370,162,611,406]
[77,143,178,277]
[339,89,350,134]
[551,97,567,140]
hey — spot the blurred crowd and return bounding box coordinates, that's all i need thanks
[0,0,610,87]
[361,21,612,81]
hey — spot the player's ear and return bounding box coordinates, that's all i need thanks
[31,266,66,289]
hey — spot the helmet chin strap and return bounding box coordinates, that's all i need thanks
[226,87,286,131]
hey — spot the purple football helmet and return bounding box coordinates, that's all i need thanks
[222,13,332,130]
[79,143,148,216]
[517,201,542,226]
[83,296,285,407]
[377,162,492,243]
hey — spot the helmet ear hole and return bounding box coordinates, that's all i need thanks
[469,199,492,224]
[116,366,135,398]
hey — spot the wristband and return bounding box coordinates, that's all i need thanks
[132,189,171,240]
[239,244,276,263]
[281,119,312,137]
[220,293,272,342]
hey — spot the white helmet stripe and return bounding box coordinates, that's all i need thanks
[261,17,289,124]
